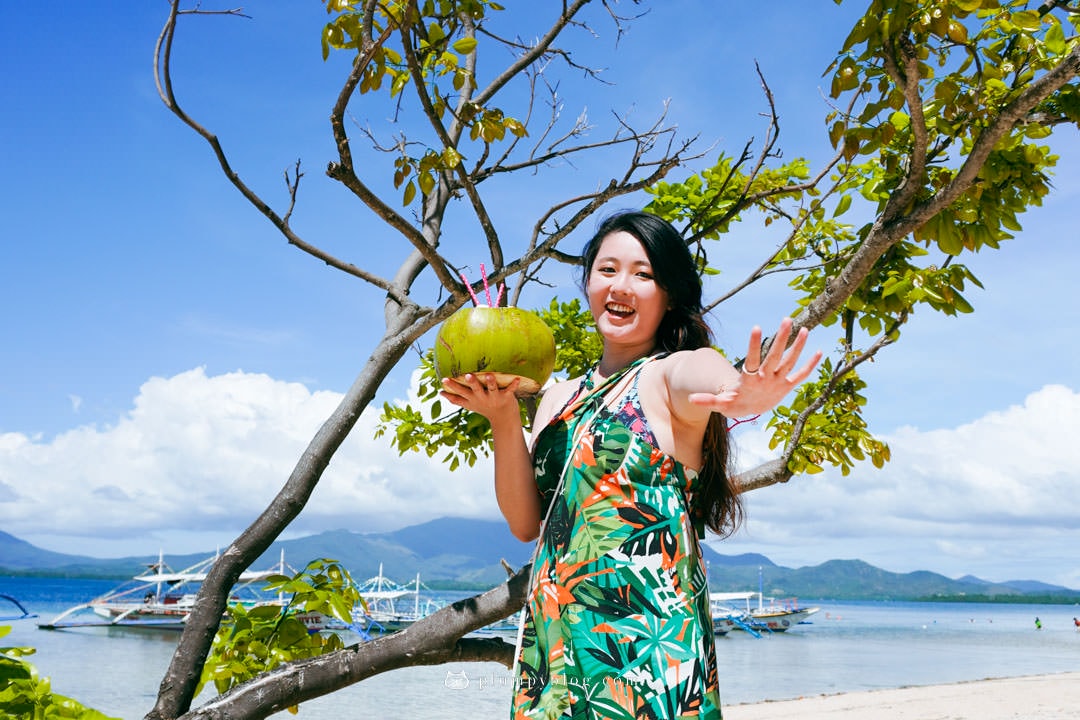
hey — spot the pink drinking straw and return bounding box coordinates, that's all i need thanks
[460,271,482,306]
[480,263,493,307]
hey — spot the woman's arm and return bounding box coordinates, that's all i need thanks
[440,373,542,542]
[665,318,822,424]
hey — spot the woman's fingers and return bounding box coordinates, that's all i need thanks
[756,320,821,382]
[440,373,521,415]
[788,350,823,385]
[758,318,793,374]
[776,326,811,376]
[743,325,764,373]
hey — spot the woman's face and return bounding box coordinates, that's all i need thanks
[587,231,670,353]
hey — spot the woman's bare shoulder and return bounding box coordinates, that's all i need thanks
[529,376,580,431]
[537,376,582,413]
[652,348,732,388]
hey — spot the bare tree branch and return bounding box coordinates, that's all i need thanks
[153,1,410,305]
[705,145,850,314]
[471,0,594,109]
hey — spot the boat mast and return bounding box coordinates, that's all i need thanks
[758,566,764,611]
[155,549,165,603]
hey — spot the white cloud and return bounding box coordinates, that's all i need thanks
[0,368,497,555]
[3,369,1078,589]
[715,385,1080,588]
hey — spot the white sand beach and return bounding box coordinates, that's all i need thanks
[725,672,1080,720]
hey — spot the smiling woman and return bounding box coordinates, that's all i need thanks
[441,210,820,719]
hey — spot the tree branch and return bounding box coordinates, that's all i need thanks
[470,0,593,109]
[177,567,531,720]
[147,319,429,719]
[398,6,505,273]
[153,1,410,305]
[322,22,465,295]
[794,41,1080,334]
[878,33,930,223]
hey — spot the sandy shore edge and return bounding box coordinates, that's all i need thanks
[724,671,1080,719]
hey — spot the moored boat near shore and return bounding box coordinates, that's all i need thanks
[746,596,820,631]
[710,591,820,634]
[38,551,294,631]
[710,592,761,636]
[346,565,443,635]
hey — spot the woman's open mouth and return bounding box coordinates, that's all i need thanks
[605,302,635,318]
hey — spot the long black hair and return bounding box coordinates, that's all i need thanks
[581,210,744,537]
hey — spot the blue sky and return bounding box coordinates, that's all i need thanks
[2,2,1079,588]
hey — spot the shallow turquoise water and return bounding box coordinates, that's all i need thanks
[3,577,1079,719]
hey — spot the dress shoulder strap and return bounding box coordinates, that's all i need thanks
[557,356,651,423]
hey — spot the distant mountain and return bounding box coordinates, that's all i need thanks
[702,549,774,568]
[0,530,151,577]
[996,579,1072,594]
[956,575,1070,595]
[709,559,1041,601]
[0,530,91,569]
[252,519,535,587]
[2,520,1078,601]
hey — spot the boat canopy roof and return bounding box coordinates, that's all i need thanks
[132,569,280,584]
[360,590,412,600]
[708,591,757,602]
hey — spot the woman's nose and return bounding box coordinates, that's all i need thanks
[610,271,631,293]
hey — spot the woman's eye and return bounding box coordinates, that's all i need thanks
[636,271,654,280]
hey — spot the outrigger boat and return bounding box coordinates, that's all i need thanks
[341,566,520,639]
[709,590,819,634]
[747,595,820,631]
[348,564,443,635]
[38,550,296,631]
[709,592,760,636]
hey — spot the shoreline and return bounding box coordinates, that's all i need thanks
[724,671,1080,719]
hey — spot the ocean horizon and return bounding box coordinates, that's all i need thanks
[3,576,1079,719]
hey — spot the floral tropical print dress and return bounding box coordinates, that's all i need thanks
[512,357,721,720]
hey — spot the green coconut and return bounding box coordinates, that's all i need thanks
[434,306,556,397]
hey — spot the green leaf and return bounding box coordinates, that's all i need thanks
[442,146,463,169]
[248,604,284,621]
[833,194,852,217]
[452,37,477,54]
[1010,10,1041,31]
[1045,21,1066,55]
[419,170,435,195]
[427,22,446,45]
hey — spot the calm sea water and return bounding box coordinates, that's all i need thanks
[3,576,1079,719]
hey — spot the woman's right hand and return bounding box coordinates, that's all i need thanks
[440,373,522,424]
